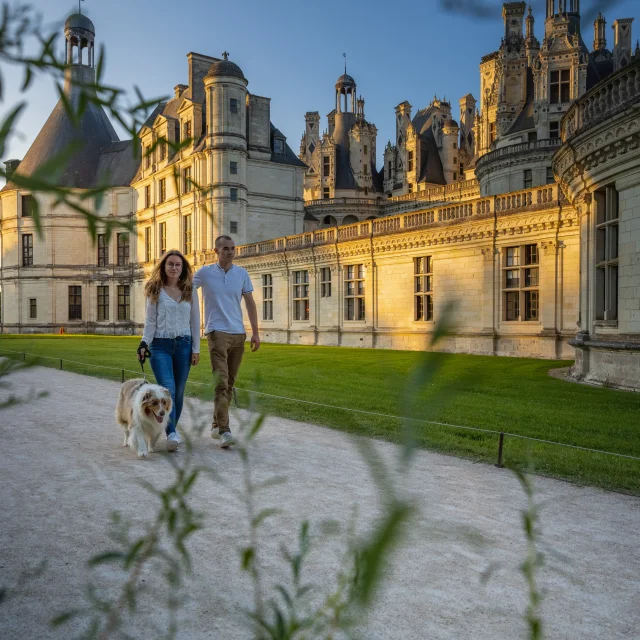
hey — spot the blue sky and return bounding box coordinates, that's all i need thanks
[3,0,638,166]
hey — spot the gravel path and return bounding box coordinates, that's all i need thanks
[1,365,639,639]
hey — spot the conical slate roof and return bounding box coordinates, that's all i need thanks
[3,80,122,191]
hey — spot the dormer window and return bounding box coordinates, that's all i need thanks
[183,120,192,141]
[274,138,285,155]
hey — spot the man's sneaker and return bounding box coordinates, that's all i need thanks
[219,431,236,448]
[166,432,181,452]
[211,426,220,439]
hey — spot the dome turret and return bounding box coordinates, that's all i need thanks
[206,52,246,80]
[65,13,95,34]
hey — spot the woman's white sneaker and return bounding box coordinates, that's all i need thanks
[166,432,180,452]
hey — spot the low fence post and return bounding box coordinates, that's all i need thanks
[23,352,26,361]
[121,369,125,383]
[496,432,505,468]
[60,359,63,371]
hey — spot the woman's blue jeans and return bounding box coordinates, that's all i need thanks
[149,336,192,435]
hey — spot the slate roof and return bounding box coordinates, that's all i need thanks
[417,128,445,185]
[2,82,133,191]
[507,68,535,135]
[587,50,614,89]
[270,125,307,168]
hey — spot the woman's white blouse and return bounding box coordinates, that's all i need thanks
[142,289,201,353]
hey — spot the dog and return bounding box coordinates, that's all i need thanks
[115,379,172,458]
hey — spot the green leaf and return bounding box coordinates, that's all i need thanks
[87,551,125,566]
[252,508,281,528]
[124,538,145,569]
[0,102,25,158]
[50,610,81,627]
[241,546,255,571]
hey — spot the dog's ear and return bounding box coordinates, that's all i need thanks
[142,390,153,403]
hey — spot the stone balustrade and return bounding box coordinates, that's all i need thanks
[475,138,562,171]
[561,58,640,141]
[234,183,560,258]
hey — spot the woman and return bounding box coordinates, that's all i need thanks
[137,250,200,452]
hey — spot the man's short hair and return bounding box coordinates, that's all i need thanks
[215,235,234,249]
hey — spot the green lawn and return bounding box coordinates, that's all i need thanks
[1,334,639,494]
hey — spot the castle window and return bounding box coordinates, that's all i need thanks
[550,69,570,104]
[144,144,151,169]
[323,187,330,199]
[230,161,238,175]
[183,120,192,141]
[453,141,457,149]
[292,270,309,321]
[97,286,109,321]
[230,187,238,202]
[274,138,285,155]
[407,151,414,173]
[453,173,457,181]
[320,267,332,298]
[503,244,539,321]
[363,164,368,175]
[68,286,82,321]
[230,98,239,114]
[144,185,151,208]
[549,121,560,139]
[262,274,273,321]
[408,183,413,193]
[546,167,554,184]
[21,195,35,217]
[595,185,619,322]
[117,285,130,321]
[22,234,33,267]
[159,178,166,203]
[323,156,330,177]
[415,257,433,322]
[230,220,238,233]
[182,166,192,194]
[117,233,129,266]
[159,222,167,254]
[528,131,537,142]
[158,140,166,161]
[364,145,368,155]
[97,234,108,266]
[183,214,192,254]
[364,187,368,195]
[344,264,365,321]
[523,169,532,189]
[29,298,37,319]
[453,156,457,165]
[144,227,152,262]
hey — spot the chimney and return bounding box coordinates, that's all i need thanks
[612,18,634,71]
[593,13,607,51]
[174,84,187,99]
[4,159,20,181]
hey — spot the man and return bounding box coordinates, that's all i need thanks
[193,235,260,448]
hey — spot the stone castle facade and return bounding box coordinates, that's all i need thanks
[1,3,639,389]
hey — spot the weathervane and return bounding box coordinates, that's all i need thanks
[79,0,85,14]
[343,52,347,75]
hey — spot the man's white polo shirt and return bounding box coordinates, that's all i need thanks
[193,263,253,335]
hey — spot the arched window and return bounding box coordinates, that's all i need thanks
[342,215,359,225]
[322,215,338,227]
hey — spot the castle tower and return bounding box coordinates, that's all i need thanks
[612,18,634,71]
[503,2,526,41]
[593,13,607,50]
[4,12,118,190]
[203,53,249,242]
[524,5,540,64]
[332,72,358,194]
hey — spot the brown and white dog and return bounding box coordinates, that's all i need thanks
[115,379,172,458]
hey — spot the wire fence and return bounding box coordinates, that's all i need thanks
[2,346,640,469]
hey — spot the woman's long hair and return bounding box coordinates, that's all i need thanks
[144,250,193,303]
